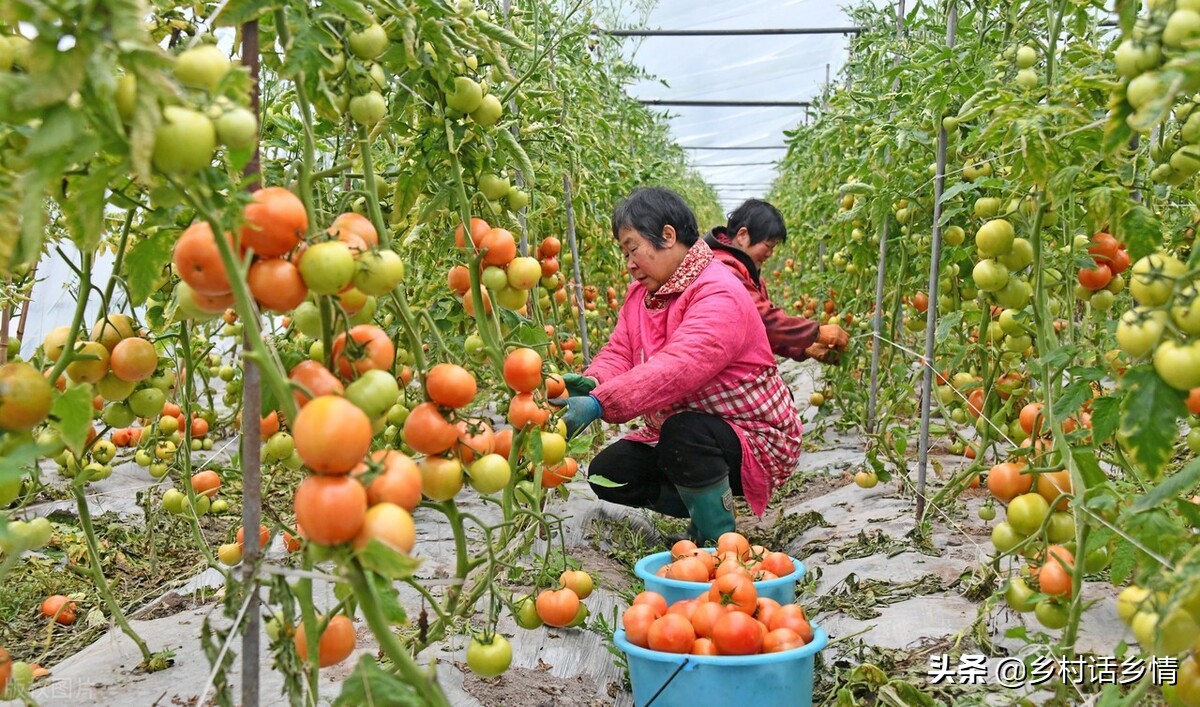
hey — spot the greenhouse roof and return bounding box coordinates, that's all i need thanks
[617,0,884,216]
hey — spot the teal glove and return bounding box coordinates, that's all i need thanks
[562,373,598,397]
[549,395,603,439]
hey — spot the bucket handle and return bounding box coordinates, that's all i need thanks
[643,657,692,706]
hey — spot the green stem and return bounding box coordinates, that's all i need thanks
[101,211,136,313]
[312,160,354,180]
[48,251,94,385]
[177,325,218,569]
[73,485,153,664]
[439,500,469,614]
[348,562,450,707]
[357,125,389,248]
[389,291,428,375]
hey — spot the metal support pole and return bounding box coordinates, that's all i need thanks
[240,20,262,707]
[563,173,591,365]
[915,1,957,523]
[866,0,908,434]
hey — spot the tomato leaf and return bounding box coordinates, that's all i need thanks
[493,125,535,188]
[934,311,962,344]
[11,42,87,114]
[1089,394,1121,447]
[1070,447,1106,491]
[1047,165,1082,204]
[0,440,46,487]
[333,655,422,707]
[585,474,626,488]
[1118,367,1186,479]
[125,229,175,306]
[355,537,421,580]
[65,161,124,253]
[936,180,975,205]
[1103,99,1135,156]
[370,573,407,625]
[319,0,373,25]
[53,384,96,454]
[1109,537,1135,586]
[1118,203,1161,261]
[1125,509,1187,571]
[1131,458,1200,512]
[474,16,533,52]
[1052,379,1091,423]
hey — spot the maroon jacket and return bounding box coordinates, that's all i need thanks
[705,232,819,361]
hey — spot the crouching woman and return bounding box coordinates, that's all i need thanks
[552,187,803,543]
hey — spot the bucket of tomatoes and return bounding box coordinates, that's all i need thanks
[635,533,805,606]
[614,580,826,707]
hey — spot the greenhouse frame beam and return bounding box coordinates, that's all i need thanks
[640,99,812,107]
[603,27,864,36]
[682,145,788,150]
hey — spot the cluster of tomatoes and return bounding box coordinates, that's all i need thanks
[1115,249,1200,393]
[978,400,1110,630]
[622,536,814,657]
[654,536,796,584]
[146,44,258,177]
[173,188,404,324]
[970,217,1035,317]
[447,216,564,317]
[1073,231,1131,311]
[1117,1,1200,185]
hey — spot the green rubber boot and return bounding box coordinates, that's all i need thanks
[651,481,690,519]
[676,478,736,545]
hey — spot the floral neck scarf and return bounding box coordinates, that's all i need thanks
[645,238,713,310]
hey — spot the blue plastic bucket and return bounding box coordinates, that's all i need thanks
[634,550,806,606]
[614,625,828,707]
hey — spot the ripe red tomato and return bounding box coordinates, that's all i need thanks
[762,627,806,652]
[689,601,728,639]
[716,532,751,559]
[241,186,306,258]
[711,610,763,655]
[647,614,696,654]
[425,363,477,409]
[1087,232,1120,265]
[708,573,758,614]
[503,348,543,393]
[758,551,794,578]
[768,604,814,643]
[1077,263,1113,291]
[536,588,580,628]
[632,591,668,618]
[666,555,710,582]
[332,325,395,379]
[622,603,659,648]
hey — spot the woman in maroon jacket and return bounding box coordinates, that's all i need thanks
[704,199,849,363]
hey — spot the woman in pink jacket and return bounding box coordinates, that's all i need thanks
[552,187,803,543]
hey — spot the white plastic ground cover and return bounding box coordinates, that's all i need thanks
[615,0,885,214]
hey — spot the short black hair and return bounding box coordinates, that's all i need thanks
[727,199,787,245]
[611,187,700,249]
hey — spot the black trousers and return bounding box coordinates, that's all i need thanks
[587,411,743,511]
